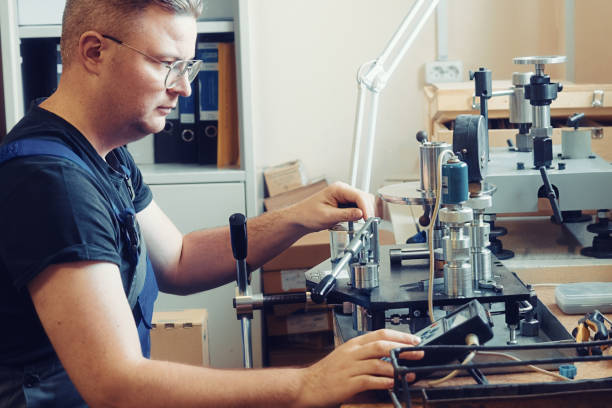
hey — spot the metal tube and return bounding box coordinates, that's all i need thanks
[241,317,252,368]
[359,91,380,192]
[350,82,367,188]
[533,105,551,130]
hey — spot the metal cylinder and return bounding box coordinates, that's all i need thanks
[532,105,551,131]
[516,133,534,152]
[509,72,533,124]
[442,228,471,262]
[419,142,451,196]
[352,304,371,332]
[471,249,492,283]
[444,261,473,297]
[441,159,468,205]
[562,129,592,159]
[328,223,349,263]
[469,211,493,285]
[350,263,379,290]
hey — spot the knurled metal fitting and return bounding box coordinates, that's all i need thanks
[466,194,492,210]
[439,207,473,224]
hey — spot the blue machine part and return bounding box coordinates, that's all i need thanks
[441,159,468,204]
[558,364,577,379]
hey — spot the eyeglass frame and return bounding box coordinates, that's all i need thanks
[101,34,202,90]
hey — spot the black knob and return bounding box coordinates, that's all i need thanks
[416,130,428,143]
[558,162,566,170]
[229,213,248,260]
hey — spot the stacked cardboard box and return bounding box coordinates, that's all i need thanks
[262,229,395,367]
[150,309,210,367]
[262,230,335,366]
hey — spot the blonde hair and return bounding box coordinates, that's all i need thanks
[60,0,203,67]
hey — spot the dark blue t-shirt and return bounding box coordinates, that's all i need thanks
[0,105,153,366]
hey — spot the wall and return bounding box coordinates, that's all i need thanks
[575,0,612,83]
[249,0,567,194]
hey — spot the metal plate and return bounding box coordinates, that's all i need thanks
[379,182,497,206]
[513,55,567,65]
[378,181,436,205]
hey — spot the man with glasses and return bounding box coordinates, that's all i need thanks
[0,0,422,407]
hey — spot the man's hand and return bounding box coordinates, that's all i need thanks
[296,329,423,407]
[286,181,379,233]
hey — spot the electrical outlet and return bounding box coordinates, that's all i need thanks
[425,60,463,84]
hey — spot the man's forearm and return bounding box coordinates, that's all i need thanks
[96,358,307,408]
[166,206,308,294]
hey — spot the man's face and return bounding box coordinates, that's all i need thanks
[103,7,197,138]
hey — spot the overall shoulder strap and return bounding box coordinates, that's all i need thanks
[0,139,147,309]
[0,139,95,178]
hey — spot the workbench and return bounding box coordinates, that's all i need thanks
[342,216,612,407]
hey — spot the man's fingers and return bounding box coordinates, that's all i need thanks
[351,339,424,362]
[336,208,364,223]
[330,182,375,220]
[347,374,395,392]
[350,357,396,378]
[349,329,421,347]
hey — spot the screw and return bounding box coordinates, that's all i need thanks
[516,162,525,170]
[558,162,566,170]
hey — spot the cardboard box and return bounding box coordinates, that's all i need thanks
[267,347,330,367]
[263,230,332,271]
[267,332,334,367]
[266,309,333,336]
[263,160,307,197]
[263,179,328,211]
[150,309,209,367]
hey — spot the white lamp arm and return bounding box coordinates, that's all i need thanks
[349,0,440,192]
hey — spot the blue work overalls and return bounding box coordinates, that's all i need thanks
[0,139,158,407]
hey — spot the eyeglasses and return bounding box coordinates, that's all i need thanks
[102,34,202,90]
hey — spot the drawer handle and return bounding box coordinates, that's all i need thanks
[592,89,604,107]
[472,95,479,110]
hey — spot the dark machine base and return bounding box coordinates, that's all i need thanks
[305,245,532,331]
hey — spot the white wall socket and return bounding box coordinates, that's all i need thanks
[425,60,463,84]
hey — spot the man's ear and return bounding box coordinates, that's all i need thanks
[77,31,107,75]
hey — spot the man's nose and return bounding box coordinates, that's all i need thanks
[169,73,192,97]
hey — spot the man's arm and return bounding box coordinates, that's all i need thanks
[29,262,421,408]
[139,181,377,294]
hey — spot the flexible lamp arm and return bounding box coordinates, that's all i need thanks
[349,0,440,191]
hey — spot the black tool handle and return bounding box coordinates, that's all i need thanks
[263,293,308,306]
[538,167,563,224]
[311,274,335,304]
[567,112,585,130]
[229,213,248,261]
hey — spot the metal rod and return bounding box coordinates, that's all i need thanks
[240,317,252,368]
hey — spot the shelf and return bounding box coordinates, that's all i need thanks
[196,20,234,33]
[18,20,233,39]
[139,163,245,185]
[19,25,61,38]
